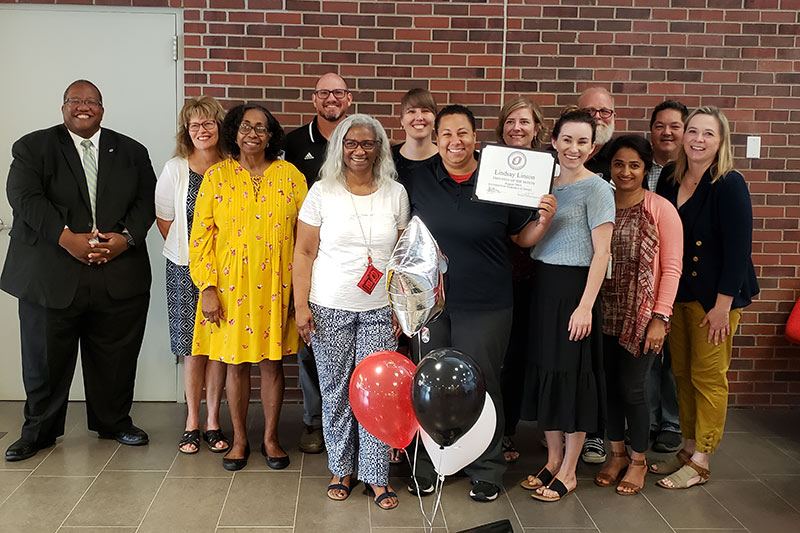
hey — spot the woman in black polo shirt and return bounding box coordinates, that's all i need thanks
[400,104,555,502]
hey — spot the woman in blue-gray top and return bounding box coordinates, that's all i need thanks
[520,109,615,503]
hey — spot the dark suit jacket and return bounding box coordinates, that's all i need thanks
[656,163,759,312]
[1,124,156,309]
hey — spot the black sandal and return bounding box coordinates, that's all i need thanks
[203,429,230,453]
[502,436,520,463]
[327,476,353,501]
[178,429,200,454]
[367,485,398,510]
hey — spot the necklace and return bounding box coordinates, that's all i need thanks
[344,181,375,265]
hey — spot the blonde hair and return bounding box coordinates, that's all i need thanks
[672,106,734,185]
[495,97,549,148]
[174,96,226,159]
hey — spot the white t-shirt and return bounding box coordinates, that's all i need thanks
[299,179,410,312]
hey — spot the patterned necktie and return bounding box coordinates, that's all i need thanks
[81,139,98,231]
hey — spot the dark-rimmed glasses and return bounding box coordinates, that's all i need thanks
[188,121,217,132]
[582,107,615,119]
[239,123,268,135]
[314,89,349,100]
[343,139,379,151]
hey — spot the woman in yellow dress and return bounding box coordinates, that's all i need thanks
[190,104,307,471]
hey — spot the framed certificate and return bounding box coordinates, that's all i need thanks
[472,144,556,209]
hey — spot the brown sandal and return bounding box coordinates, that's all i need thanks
[648,448,691,475]
[657,458,710,489]
[616,457,647,495]
[594,450,629,487]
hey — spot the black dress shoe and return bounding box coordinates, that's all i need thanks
[261,443,290,470]
[222,443,250,471]
[5,438,55,462]
[98,425,149,446]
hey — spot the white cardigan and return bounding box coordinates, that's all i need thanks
[154,157,191,265]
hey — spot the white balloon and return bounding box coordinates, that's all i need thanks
[420,393,496,476]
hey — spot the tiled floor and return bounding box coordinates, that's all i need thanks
[1,401,799,532]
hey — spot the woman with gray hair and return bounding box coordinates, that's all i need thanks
[293,114,410,509]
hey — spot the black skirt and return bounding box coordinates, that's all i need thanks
[520,261,606,433]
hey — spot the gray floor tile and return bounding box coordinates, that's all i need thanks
[644,484,742,529]
[576,482,673,533]
[718,432,800,476]
[139,477,230,532]
[438,477,523,532]
[765,436,800,466]
[58,526,136,533]
[758,474,800,513]
[301,449,332,476]
[523,529,598,533]
[0,476,93,532]
[218,471,299,527]
[0,470,30,504]
[216,529,293,533]
[168,446,235,478]
[64,470,166,527]
[504,473,594,529]
[705,479,800,531]
[103,428,178,471]
[33,436,119,477]
[293,475,370,532]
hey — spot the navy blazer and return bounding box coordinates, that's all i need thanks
[656,163,759,312]
[1,124,156,309]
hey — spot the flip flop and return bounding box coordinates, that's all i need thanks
[178,429,200,454]
[531,478,575,502]
[520,465,555,490]
[203,429,230,453]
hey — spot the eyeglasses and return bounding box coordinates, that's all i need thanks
[64,98,102,108]
[314,89,349,100]
[583,107,615,119]
[188,121,217,132]
[343,139,379,151]
[238,122,268,135]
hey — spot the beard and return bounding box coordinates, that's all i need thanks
[595,121,614,145]
[320,107,345,122]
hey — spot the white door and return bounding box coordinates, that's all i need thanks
[0,5,182,401]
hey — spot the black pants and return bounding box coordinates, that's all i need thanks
[602,334,655,453]
[18,266,149,444]
[499,278,532,437]
[410,306,511,487]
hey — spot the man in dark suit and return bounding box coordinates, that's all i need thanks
[2,79,156,461]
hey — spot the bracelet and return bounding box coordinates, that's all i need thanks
[652,313,670,324]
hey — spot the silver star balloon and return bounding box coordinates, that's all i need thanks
[386,216,447,337]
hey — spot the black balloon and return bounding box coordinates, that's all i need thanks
[411,347,486,447]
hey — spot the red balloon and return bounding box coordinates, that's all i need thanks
[349,351,419,449]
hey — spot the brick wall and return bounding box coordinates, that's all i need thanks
[10,0,800,407]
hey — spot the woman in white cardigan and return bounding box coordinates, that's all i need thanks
[155,96,228,454]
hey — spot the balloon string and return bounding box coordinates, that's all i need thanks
[408,432,434,530]
[428,460,446,532]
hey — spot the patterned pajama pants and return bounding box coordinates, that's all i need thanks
[309,303,397,486]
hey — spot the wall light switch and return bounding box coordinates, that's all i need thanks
[746,136,761,159]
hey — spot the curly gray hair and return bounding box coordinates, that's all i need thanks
[318,114,397,188]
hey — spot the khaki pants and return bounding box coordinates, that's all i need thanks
[669,301,742,454]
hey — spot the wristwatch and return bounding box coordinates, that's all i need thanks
[123,230,135,248]
[652,313,670,324]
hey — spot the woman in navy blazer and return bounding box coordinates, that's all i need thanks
[653,106,758,490]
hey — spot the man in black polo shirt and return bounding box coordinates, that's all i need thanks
[284,72,352,454]
[577,86,616,182]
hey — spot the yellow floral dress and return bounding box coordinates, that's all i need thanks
[189,158,307,364]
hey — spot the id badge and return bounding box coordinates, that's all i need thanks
[356,257,383,295]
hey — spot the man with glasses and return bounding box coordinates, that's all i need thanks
[577,86,616,182]
[574,86,616,465]
[284,72,353,455]
[3,79,156,461]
